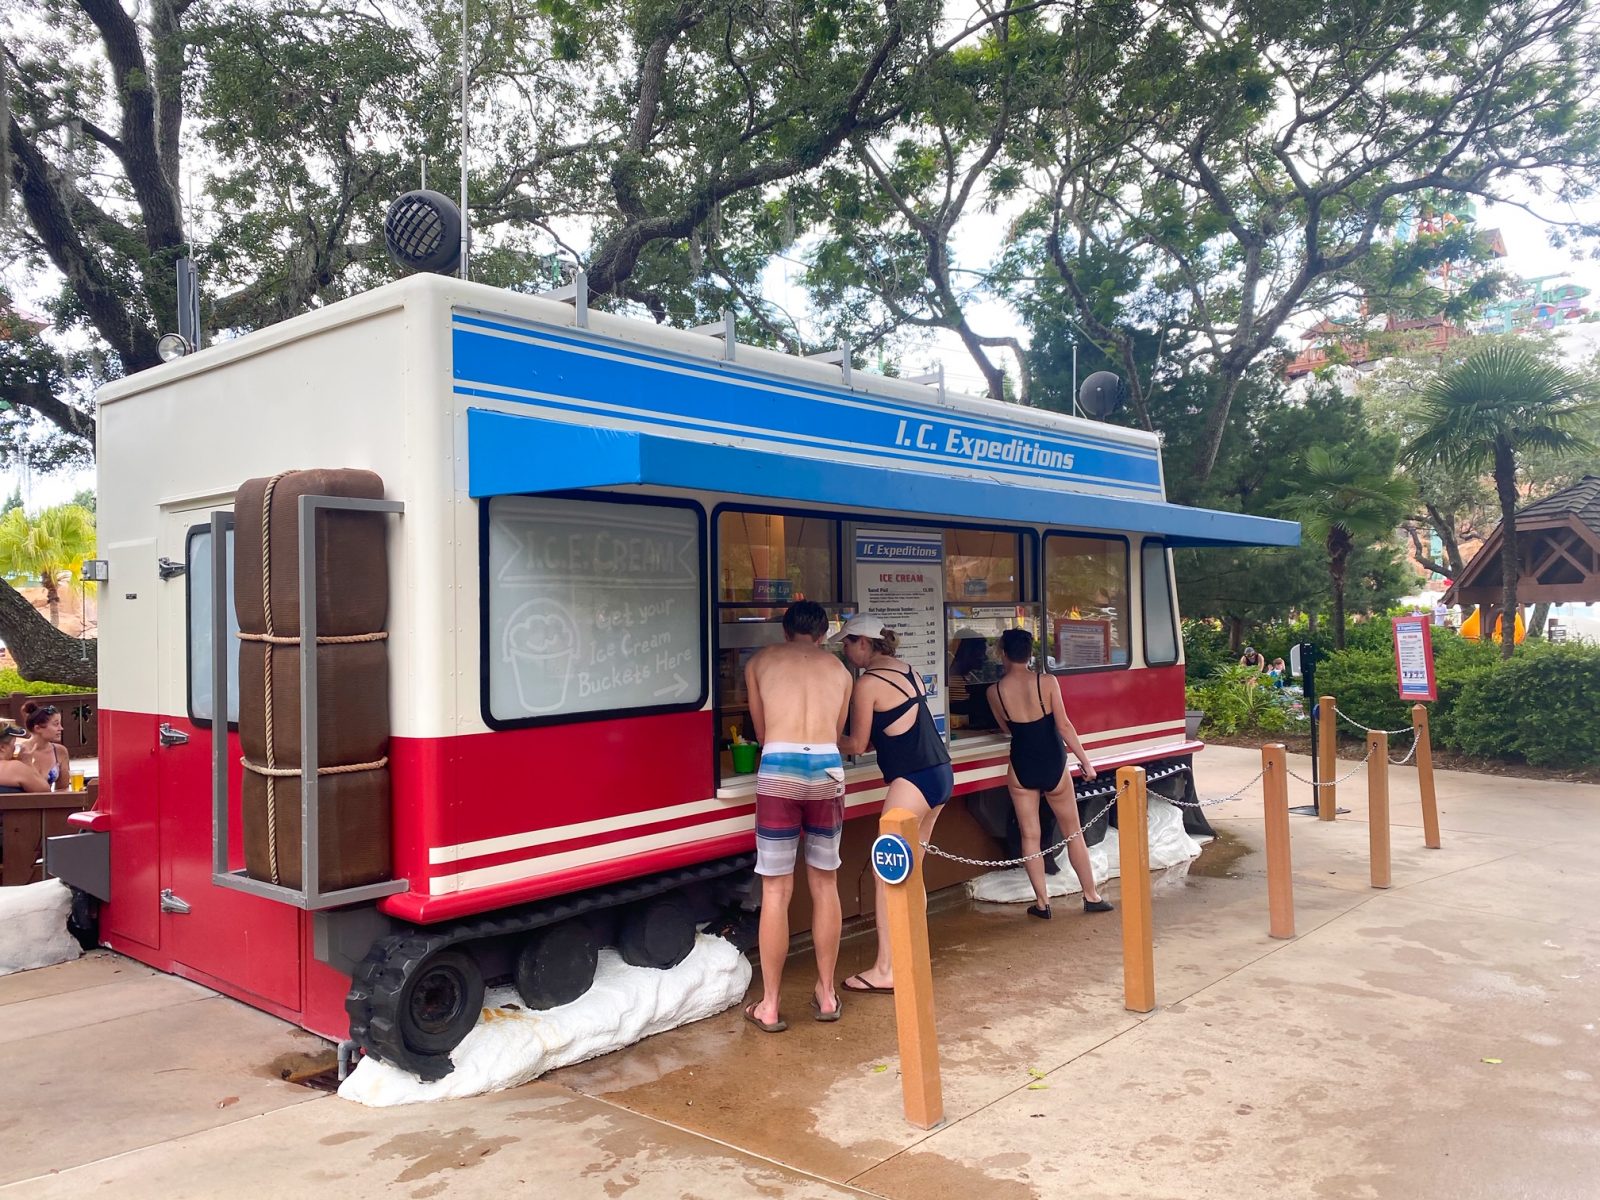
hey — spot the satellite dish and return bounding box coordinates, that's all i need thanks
[384,190,462,275]
[1078,371,1125,419]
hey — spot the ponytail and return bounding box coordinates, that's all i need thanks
[870,628,899,657]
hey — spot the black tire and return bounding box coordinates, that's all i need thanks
[616,896,696,970]
[397,950,485,1056]
[66,888,99,951]
[514,920,600,1010]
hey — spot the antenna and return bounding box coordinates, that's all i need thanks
[459,0,470,280]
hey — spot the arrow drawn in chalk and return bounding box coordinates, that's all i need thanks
[654,672,693,699]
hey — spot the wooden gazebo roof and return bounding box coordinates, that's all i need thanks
[1446,476,1600,606]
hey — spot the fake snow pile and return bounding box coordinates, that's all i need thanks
[969,794,1204,904]
[0,879,82,976]
[340,932,751,1106]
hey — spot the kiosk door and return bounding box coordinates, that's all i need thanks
[155,503,300,1009]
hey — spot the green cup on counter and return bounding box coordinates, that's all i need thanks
[730,742,760,774]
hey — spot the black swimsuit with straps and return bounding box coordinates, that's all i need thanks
[995,671,1069,792]
[865,666,952,780]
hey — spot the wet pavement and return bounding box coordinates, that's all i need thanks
[3,743,1598,1198]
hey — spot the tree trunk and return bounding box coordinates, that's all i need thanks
[1527,601,1551,640]
[1191,369,1248,482]
[1307,610,1318,636]
[1492,438,1520,661]
[43,574,61,627]
[1329,534,1349,651]
[0,580,97,686]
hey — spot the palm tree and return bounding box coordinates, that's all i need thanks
[0,503,96,627]
[1405,343,1599,659]
[1276,446,1413,649]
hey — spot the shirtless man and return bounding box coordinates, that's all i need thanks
[742,600,854,1033]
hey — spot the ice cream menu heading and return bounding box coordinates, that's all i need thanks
[853,528,947,735]
[487,497,702,719]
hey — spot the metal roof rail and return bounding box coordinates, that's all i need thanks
[539,270,588,327]
[690,310,736,361]
[807,342,852,387]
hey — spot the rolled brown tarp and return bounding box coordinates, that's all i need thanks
[234,469,392,891]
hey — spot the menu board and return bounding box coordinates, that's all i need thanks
[1392,615,1437,701]
[854,528,946,734]
[486,496,702,720]
[1057,618,1111,668]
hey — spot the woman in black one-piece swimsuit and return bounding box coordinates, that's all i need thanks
[987,630,1113,919]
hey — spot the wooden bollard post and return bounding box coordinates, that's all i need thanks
[1367,731,1391,889]
[1317,695,1337,821]
[1262,744,1294,939]
[1413,704,1441,849]
[1117,766,1154,1013]
[874,807,942,1130]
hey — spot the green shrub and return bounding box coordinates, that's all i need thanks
[0,668,95,696]
[1186,665,1304,736]
[1316,648,1410,734]
[1314,633,1600,767]
[1448,642,1600,767]
[1181,620,1231,681]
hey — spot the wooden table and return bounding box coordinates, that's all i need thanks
[1,783,98,887]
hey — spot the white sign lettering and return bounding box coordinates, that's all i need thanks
[488,497,701,719]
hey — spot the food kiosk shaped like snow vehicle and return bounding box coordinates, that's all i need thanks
[51,273,1295,1080]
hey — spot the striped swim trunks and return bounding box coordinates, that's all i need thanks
[754,742,846,876]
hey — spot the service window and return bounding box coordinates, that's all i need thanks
[1043,533,1130,671]
[1142,540,1180,666]
[714,509,847,772]
[187,524,240,725]
[483,495,707,726]
[943,528,1038,739]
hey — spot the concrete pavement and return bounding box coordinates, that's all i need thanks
[3,743,1597,1198]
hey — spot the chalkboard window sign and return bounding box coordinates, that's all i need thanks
[485,495,705,723]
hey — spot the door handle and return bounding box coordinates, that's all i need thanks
[160,889,191,914]
[158,723,190,748]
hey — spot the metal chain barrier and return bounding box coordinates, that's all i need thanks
[919,762,1190,868]
[1166,766,1267,809]
[1389,733,1420,766]
[1334,705,1414,737]
[1285,741,1376,788]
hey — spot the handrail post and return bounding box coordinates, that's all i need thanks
[1117,766,1154,1013]
[1368,731,1391,889]
[1413,704,1440,849]
[211,512,232,881]
[1262,744,1294,939]
[1317,695,1337,820]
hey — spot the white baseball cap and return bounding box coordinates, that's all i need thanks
[830,613,887,642]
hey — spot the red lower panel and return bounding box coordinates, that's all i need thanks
[1062,664,1184,736]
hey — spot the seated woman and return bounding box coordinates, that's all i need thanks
[0,723,50,793]
[987,629,1112,919]
[836,616,953,995]
[14,701,70,791]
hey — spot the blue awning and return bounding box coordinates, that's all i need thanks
[466,409,1299,548]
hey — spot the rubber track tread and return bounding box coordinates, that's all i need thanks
[346,853,754,1079]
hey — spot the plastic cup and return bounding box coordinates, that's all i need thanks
[730,743,759,774]
[70,769,85,792]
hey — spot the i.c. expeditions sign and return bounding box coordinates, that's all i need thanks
[451,312,1164,499]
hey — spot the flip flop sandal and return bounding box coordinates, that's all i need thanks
[811,995,843,1022]
[841,973,894,995]
[743,1003,787,1033]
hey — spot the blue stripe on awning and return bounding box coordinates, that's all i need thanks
[466,409,1299,549]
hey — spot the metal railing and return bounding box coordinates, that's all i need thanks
[211,495,409,910]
